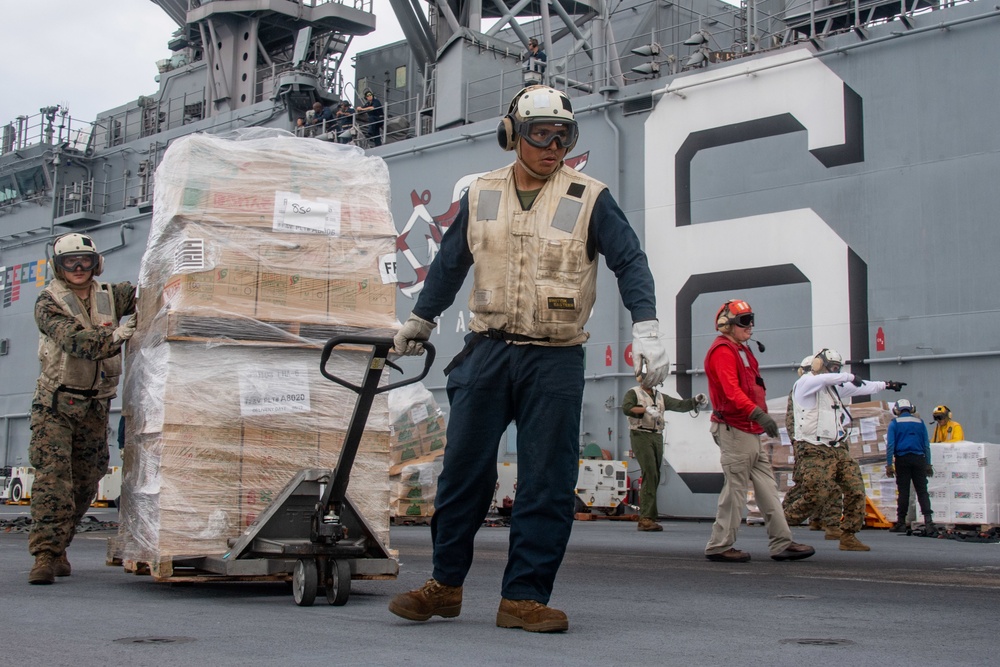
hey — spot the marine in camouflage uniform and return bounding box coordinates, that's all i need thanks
[782,390,843,537]
[782,349,904,551]
[28,233,136,584]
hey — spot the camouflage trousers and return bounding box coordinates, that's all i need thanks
[629,429,663,520]
[783,442,844,528]
[28,387,110,556]
[783,441,865,534]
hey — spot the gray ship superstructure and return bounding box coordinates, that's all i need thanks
[2,0,999,518]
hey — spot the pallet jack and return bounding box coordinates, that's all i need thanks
[192,336,435,606]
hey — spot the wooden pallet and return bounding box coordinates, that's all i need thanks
[160,311,395,348]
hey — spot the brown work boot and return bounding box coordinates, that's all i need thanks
[28,552,56,585]
[824,527,843,540]
[388,578,462,621]
[808,519,823,531]
[839,532,871,551]
[637,517,663,532]
[53,553,72,577]
[496,598,569,633]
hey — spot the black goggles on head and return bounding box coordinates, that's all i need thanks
[55,252,98,272]
[517,121,578,149]
[731,312,754,328]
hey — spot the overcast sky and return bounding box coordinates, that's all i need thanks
[0,0,405,127]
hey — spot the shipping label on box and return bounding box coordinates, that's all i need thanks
[273,191,343,235]
[238,360,312,417]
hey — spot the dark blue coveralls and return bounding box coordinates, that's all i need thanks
[411,188,657,603]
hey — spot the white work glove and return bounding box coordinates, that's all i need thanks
[645,406,660,420]
[112,315,137,344]
[393,313,436,356]
[695,393,709,408]
[632,320,669,388]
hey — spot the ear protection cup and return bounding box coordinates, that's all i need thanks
[497,115,517,151]
[94,255,104,277]
[715,300,733,330]
[810,357,825,373]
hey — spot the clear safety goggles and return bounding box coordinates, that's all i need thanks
[517,121,578,149]
[731,312,754,328]
[55,252,98,272]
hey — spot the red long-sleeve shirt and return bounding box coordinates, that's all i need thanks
[705,335,767,434]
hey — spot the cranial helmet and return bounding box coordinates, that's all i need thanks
[893,398,914,416]
[497,85,578,152]
[798,354,817,376]
[715,299,753,331]
[933,405,952,421]
[811,348,843,373]
[51,233,103,276]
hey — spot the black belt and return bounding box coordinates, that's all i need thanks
[52,385,99,410]
[57,385,99,397]
[443,329,551,376]
[634,428,661,434]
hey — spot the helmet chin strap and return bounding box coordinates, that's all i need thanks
[514,141,561,182]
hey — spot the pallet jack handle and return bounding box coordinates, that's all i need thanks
[318,336,436,507]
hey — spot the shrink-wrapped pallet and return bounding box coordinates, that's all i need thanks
[117,130,398,568]
[388,382,447,518]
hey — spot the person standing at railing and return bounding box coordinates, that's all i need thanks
[333,100,355,144]
[355,90,384,146]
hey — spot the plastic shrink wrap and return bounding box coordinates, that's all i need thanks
[388,382,447,519]
[116,130,398,566]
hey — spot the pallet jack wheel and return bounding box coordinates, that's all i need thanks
[293,559,319,606]
[325,559,352,606]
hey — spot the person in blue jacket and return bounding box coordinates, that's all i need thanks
[886,399,934,532]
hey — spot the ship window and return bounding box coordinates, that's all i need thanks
[0,174,17,204]
[395,66,406,89]
[15,166,47,199]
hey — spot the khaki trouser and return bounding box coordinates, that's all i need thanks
[705,422,793,557]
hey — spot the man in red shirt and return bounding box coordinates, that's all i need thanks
[703,299,814,563]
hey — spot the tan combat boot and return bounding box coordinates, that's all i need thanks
[388,578,462,621]
[824,527,843,540]
[839,532,871,551]
[637,517,663,532]
[53,553,72,577]
[28,552,56,585]
[808,519,823,531]
[496,598,569,633]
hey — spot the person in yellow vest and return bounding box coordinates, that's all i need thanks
[622,385,706,531]
[389,85,668,632]
[931,405,964,442]
[27,233,136,585]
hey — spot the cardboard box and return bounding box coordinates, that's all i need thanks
[143,221,397,330]
[155,134,396,238]
[391,499,434,518]
[134,342,390,434]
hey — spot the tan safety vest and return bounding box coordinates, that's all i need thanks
[466,164,604,345]
[627,385,665,432]
[37,279,121,398]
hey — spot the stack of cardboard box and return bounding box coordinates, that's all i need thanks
[117,132,398,566]
[388,383,447,519]
[928,442,1000,525]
